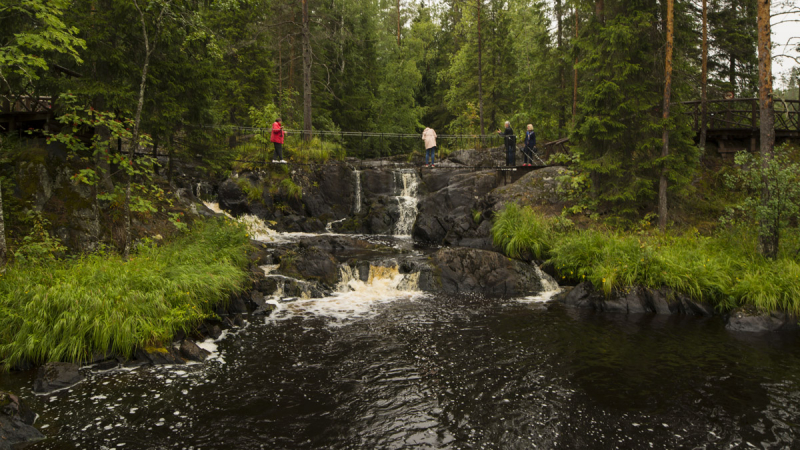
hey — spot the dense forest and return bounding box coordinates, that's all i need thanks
[1,0,799,257]
[3,0,797,137]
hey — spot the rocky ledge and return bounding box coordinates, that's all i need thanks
[556,281,715,316]
[0,391,43,449]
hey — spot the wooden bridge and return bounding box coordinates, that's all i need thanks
[681,98,800,154]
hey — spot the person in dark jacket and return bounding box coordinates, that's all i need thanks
[497,121,516,166]
[522,124,536,166]
[271,118,286,163]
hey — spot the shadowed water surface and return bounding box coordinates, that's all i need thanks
[3,294,800,449]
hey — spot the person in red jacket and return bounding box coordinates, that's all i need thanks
[271,118,286,163]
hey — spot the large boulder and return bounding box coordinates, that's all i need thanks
[488,166,568,211]
[557,282,716,316]
[429,247,551,297]
[217,179,249,216]
[412,171,499,249]
[33,362,84,393]
[179,340,211,362]
[0,391,43,450]
[725,309,799,332]
[276,247,339,287]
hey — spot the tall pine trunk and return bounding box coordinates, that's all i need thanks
[572,7,578,122]
[756,0,777,258]
[557,0,565,134]
[477,0,484,136]
[658,0,675,231]
[699,0,708,152]
[302,0,312,142]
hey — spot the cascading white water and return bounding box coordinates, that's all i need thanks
[518,265,562,303]
[393,170,419,236]
[353,170,362,214]
[265,263,424,326]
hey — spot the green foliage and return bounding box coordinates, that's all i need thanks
[235,177,264,204]
[471,209,482,224]
[279,178,302,201]
[0,218,250,369]
[491,203,555,260]
[570,1,698,219]
[287,138,346,164]
[13,210,66,264]
[722,144,800,255]
[0,0,85,86]
[493,202,800,315]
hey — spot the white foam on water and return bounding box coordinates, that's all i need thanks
[266,265,425,326]
[517,264,562,304]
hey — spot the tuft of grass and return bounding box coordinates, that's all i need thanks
[0,219,251,370]
[235,177,264,204]
[287,137,345,164]
[491,203,554,259]
[492,202,800,315]
[279,178,303,200]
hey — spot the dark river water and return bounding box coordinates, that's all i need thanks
[3,292,800,449]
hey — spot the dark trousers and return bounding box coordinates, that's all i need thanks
[273,142,283,161]
[522,146,534,165]
[425,146,436,165]
[506,145,516,166]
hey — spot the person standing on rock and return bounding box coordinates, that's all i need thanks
[271,118,286,164]
[497,121,516,166]
[522,124,536,166]
[422,126,437,167]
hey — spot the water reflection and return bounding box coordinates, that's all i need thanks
[2,295,799,449]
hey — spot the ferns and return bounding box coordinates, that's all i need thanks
[0,219,251,370]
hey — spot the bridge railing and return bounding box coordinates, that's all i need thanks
[681,98,800,133]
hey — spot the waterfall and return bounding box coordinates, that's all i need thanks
[392,170,419,236]
[353,170,362,214]
[325,218,346,233]
[266,263,423,325]
[518,265,562,303]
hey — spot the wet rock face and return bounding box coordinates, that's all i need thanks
[557,282,716,316]
[488,166,568,211]
[217,179,250,216]
[276,247,340,287]
[33,362,85,393]
[0,391,43,449]
[429,247,546,297]
[412,171,499,249]
[725,309,799,332]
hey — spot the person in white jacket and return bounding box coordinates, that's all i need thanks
[422,127,437,167]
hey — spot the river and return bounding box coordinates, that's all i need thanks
[2,277,800,449]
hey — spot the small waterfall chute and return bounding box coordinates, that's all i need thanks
[392,170,419,236]
[518,264,561,303]
[353,170,362,214]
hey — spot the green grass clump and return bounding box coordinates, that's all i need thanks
[235,177,264,203]
[287,137,346,164]
[0,218,251,370]
[492,202,800,315]
[491,203,555,259]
